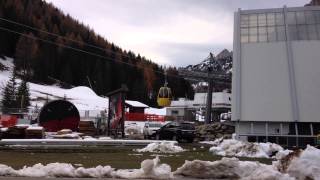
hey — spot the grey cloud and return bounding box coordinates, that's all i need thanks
[46,0,309,66]
[153,42,231,67]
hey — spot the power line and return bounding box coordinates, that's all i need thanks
[0,18,230,83]
[0,17,211,67]
[0,17,137,61]
[0,25,187,81]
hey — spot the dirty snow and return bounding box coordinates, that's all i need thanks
[0,157,170,179]
[16,163,114,178]
[125,125,142,136]
[135,141,185,153]
[275,149,293,160]
[174,157,292,180]
[112,156,172,179]
[286,145,320,180]
[0,146,319,179]
[209,138,283,158]
[26,126,44,130]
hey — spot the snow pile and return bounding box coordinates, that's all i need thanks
[0,164,16,176]
[98,136,112,140]
[74,165,114,178]
[209,138,283,158]
[125,125,142,135]
[174,157,292,180]
[112,156,172,179]
[0,147,320,179]
[285,145,320,180]
[0,157,170,179]
[0,163,113,178]
[135,142,185,153]
[274,149,293,160]
[26,126,44,130]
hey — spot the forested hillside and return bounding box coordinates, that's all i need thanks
[0,0,194,106]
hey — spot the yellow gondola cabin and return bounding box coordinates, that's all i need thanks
[157,86,172,107]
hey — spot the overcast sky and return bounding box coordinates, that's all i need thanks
[45,0,308,66]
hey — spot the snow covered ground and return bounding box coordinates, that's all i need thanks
[0,145,319,179]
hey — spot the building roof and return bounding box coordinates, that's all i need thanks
[125,100,149,108]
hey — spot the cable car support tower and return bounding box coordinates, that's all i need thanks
[178,53,231,124]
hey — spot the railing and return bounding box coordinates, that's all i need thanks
[125,113,165,122]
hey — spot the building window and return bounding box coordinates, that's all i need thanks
[172,110,179,115]
[240,12,285,43]
[287,10,320,41]
[240,9,320,43]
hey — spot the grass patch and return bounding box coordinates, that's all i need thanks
[0,144,272,170]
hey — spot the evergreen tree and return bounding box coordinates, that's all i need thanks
[16,78,30,111]
[1,69,17,113]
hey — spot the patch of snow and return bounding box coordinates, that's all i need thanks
[199,141,217,145]
[74,165,114,178]
[135,141,185,153]
[82,136,96,140]
[174,157,293,180]
[286,145,320,180]
[145,107,166,116]
[274,149,293,160]
[0,128,8,132]
[98,137,112,140]
[26,126,44,130]
[125,100,149,108]
[0,164,16,176]
[14,163,114,178]
[125,125,142,135]
[112,156,172,179]
[17,163,76,177]
[209,138,283,158]
[128,153,143,156]
[14,124,30,128]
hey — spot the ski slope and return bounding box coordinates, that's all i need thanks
[0,57,165,115]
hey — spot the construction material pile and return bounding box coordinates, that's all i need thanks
[49,129,82,139]
[1,125,44,139]
[1,125,28,139]
[25,126,44,139]
[195,123,234,141]
[78,120,96,136]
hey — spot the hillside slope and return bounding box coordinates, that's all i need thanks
[0,0,193,106]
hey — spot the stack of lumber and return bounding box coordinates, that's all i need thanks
[25,126,44,139]
[78,120,96,136]
[2,125,29,139]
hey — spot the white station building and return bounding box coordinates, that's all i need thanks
[232,5,320,147]
[167,92,231,121]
